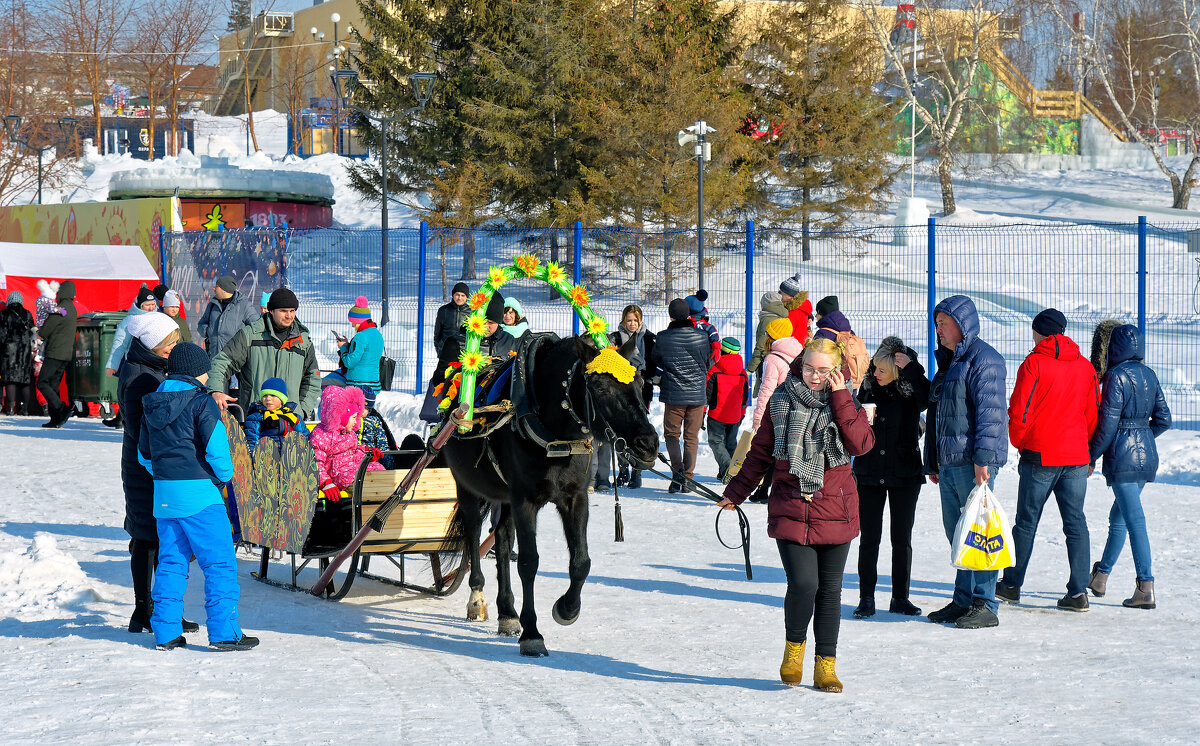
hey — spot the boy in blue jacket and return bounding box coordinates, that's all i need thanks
[138,342,259,651]
[243,376,306,454]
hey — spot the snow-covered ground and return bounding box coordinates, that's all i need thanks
[1,397,1198,744]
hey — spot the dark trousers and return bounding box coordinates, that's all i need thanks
[3,382,35,415]
[707,418,740,479]
[857,483,921,600]
[1002,463,1091,596]
[776,540,851,658]
[37,357,70,421]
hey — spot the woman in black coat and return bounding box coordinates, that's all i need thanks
[852,336,930,618]
[117,316,191,634]
[0,292,36,415]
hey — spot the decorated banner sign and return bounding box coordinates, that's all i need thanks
[454,254,617,431]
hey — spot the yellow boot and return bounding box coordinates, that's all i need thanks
[779,641,805,686]
[814,655,843,693]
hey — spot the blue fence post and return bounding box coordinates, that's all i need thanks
[1137,216,1147,338]
[745,220,755,361]
[573,221,582,337]
[927,217,937,379]
[157,224,167,283]
[415,221,428,395]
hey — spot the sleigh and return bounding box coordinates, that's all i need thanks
[221,407,475,600]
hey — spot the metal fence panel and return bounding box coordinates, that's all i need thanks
[162,219,1200,428]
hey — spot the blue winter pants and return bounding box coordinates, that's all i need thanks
[938,463,998,613]
[1098,480,1153,582]
[1002,463,1091,596]
[152,504,243,646]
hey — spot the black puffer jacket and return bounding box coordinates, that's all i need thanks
[1088,324,1172,485]
[433,301,471,356]
[854,349,930,488]
[651,320,711,406]
[117,338,169,541]
[0,301,35,384]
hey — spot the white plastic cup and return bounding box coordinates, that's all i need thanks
[863,403,877,424]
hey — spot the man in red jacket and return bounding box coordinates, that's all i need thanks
[997,308,1099,612]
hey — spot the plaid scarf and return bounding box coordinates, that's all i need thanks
[768,376,849,493]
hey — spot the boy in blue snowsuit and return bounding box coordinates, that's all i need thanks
[138,342,259,651]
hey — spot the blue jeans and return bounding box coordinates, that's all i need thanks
[939,463,998,613]
[1098,481,1153,582]
[152,504,243,646]
[1002,463,1091,596]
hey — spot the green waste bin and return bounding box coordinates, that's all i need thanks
[72,311,127,416]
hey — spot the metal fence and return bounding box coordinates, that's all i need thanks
[162,218,1200,428]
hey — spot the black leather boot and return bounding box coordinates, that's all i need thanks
[128,539,156,633]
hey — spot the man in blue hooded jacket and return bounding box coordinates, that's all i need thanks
[138,342,259,652]
[924,295,1008,629]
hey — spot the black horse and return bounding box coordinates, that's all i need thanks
[442,334,658,657]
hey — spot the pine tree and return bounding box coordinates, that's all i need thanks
[580,0,759,291]
[464,0,599,226]
[226,0,250,33]
[747,0,899,259]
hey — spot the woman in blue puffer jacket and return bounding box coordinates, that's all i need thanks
[1086,324,1171,609]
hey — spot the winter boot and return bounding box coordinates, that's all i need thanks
[627,470,642,490]
[928,600,970,624]
[779,640,805,686]
[1122,580,1156,609]
[814,656,843,693]
[156,635,186,651]
[616,466,630,487]
[954,599,1000,629]
[128,602,153,633]
[128,539,157,633]
[210,634,261,651]
[1056,593,1089,612]
[889,598,922,616]
[1088,562,1109,597]
[995,582,1020,604]
[852,598,876,619]
[668,475,683,494]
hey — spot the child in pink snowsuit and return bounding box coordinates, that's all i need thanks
[310,385,384,501]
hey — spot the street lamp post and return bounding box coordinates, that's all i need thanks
[677,120,713,289]
[3,115,78,205]
[331,69,437,327]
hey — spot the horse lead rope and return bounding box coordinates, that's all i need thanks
[629,451,753,581]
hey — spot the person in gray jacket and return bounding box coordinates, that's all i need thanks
[651,298,713,493]
[196,276,259,359]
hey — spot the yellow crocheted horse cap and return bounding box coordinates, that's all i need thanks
[585,347,636,384]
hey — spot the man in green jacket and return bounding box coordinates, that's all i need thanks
[36,280,79,427]
[208,288,321,419]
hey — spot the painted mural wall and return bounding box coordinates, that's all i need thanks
[0,197,181,274]
[893,61,1080,156]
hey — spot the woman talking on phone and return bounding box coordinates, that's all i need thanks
[851,336,929,619]
[719,338,875,692]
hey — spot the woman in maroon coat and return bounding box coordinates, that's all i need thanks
[720,337,874,692]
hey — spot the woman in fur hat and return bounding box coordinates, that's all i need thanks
[851,337,930,619]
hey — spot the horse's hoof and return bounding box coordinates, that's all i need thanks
[497,617,522,637]
[552,599,579,626]
[520,638,549,657]
[466,590,489,622]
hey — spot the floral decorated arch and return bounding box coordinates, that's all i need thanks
[452,254,619,431]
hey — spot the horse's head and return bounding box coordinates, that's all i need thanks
[575,335,659,468]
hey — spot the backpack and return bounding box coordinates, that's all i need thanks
[837,331,870,389]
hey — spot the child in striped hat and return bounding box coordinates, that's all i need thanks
[338,296,385,404]
[242,376,306,454]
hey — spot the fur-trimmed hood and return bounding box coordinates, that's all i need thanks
[1090,318,1123,378]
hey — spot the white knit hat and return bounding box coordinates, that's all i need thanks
[128,312,179,350]
[162,289,182,308]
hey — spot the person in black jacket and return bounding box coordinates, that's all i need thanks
[0,292,36,415]
[433,282,471,357]
[116,312,197,636]
[36,280,78,427]
[852,337,930,618]
[651,298,712,493]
